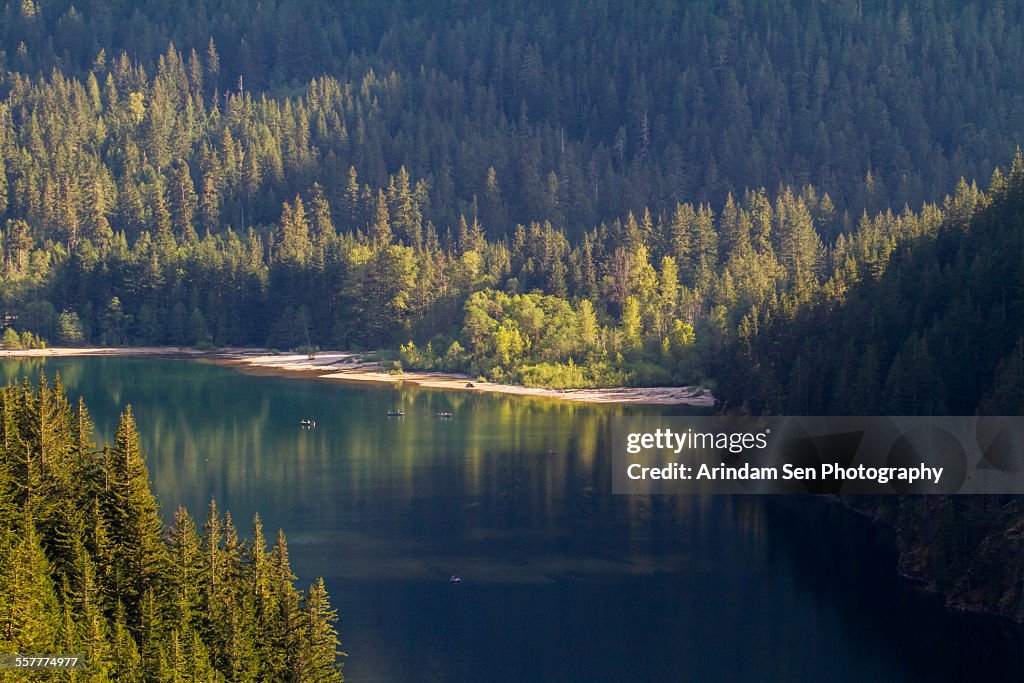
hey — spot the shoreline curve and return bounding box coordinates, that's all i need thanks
[0,347,715,407]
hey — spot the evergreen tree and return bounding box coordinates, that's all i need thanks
[300,578,345,683]
[277,197,312,265]
[0,516,61,651]
[103,406,168,627]
[0,383,344,680]
[171,161,199,243]
[369,189,393,247]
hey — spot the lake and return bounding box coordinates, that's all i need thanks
[3,356,1022,682]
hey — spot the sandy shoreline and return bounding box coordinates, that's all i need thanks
[1,347,715,406]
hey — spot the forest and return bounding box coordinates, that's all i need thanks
[0,1,1021,388]
[0,0,1022,627]
[0,376,345,680]
[0,1,1015,385]
[714,162,1024,621]
[3,0,1023,226]
[0,44,1021,390]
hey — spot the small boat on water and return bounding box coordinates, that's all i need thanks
[449,575,462,584]
[437,412,454,419]
[300,419,316,428]
[386,410,406,417]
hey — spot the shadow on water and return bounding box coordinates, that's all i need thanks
[765,497,1024,683]
[2,357,1023,682]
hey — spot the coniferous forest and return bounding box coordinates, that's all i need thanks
[0,0,1023,656]
[0,376,345,680]
[0,0,1020,389]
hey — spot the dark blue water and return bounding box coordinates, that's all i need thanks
[3,357,1022,682]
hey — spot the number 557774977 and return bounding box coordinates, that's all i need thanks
[0,655,83,670]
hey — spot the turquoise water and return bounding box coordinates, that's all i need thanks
[3,357,1022,682]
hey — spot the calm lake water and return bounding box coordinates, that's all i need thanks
[3,356,1023,682]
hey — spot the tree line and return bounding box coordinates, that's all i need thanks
[708,153,1024,622]
[714,152,1024,416]
[0,375,345,680]
[3,142,1024,394]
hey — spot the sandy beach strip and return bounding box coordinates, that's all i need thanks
[1,347,715,406]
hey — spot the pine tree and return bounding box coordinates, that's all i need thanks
[171,162,199,243]
[690,204,718,292]
[201,154,223,234]
[657,256,680,337]
[775,190,822,297]
[369,189,392,247]
[389,166,422,250]
[0,150,9,217]
[719,193,751,260]
[152,180,177,258]
[58,176,82,249]
[343,167,361,229]
[3,218,32,275]
[0,516,61,651]
[118,175,147,238]
[70,536,112,679]
[619,297,642,356]
[263,530,300,681]
[666,203,694,276]
[6,384,43,514]
[300,578,345,682]
[310,183,336,257]
[138,588,166,679]
[482,166,506,236]
[109,602,142,683]
[467,216,487,259]
[167,506,203,633]
[103,406,168,627]
[85,172,114,249]
[276,196,312,265]
[248,513,276,674]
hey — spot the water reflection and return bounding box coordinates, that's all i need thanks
[2,357,1022,682]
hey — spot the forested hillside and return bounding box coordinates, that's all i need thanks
[715,155,1024,415]
[2,0,1022,228]
[0,1,1022,389]
[709,165,1024,622]
[6,0,1024,232]
[0,0,1022,636]
[0,377,345,680]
